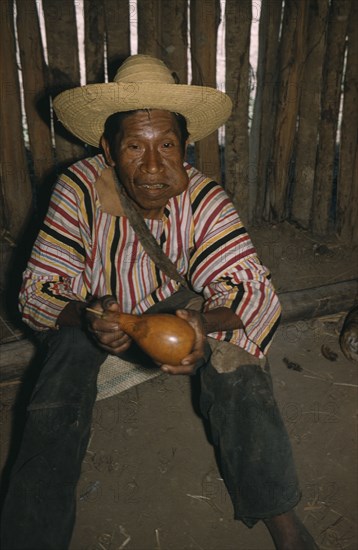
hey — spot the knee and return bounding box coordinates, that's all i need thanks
[202,363,275,419]
[43,326,106,366]
[30,328,106,407]
[45,326,92,349]
[27,404,81,439]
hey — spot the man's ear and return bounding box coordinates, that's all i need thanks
[100,135,115,167]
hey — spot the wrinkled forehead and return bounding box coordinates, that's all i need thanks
[103,109,189,151]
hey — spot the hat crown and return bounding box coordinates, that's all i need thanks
[113,54,175,84]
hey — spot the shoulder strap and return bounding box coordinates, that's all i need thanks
[114,171,189,288]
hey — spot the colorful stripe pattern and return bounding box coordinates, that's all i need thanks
[19,154,281,358]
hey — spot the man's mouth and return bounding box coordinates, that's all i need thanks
[140,183,166,189]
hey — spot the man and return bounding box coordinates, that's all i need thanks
[0,55,318,549]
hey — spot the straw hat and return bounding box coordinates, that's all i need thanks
[53,54,232,147]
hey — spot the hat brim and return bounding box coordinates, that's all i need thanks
[53,82,232,147]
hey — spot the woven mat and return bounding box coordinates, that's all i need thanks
[96,354,162,401]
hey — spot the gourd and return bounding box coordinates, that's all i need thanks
[87,309,196,365]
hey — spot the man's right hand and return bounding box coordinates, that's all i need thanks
[86,295,132,355]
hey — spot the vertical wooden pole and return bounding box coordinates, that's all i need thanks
[161,0,188,84]
[84,0,105,84]
[291,0,329,229]
[137,0,162,57]
[225,0,251,224]
[0,0,32,241]
[190,0,221,183]
[267,0,309,222]
[103,0,130,81]
[336,1,358,244]
[42,0,86,162]
[250,0,282,222]
[312,0,351,235]
[16,0,54,184]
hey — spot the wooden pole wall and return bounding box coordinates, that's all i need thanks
[250,0,282,223]
[336,0,358,243]
[225,0,251,224]
[1,0,357,253]
[267,0,309,222]
[42,0,85,162]
[312,0,351,235]
[16,0,53,184]
[137,0,162,58]
[84,0,105,84]
[291,0,329,229]
[190,0,221,183]
[0,0,32,242]
[161,0,188,85]
[104,0,130,80]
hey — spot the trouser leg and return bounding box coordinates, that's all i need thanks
[199,362,301,527]
[0,327,107,550]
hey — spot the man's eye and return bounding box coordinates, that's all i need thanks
[162,142,174,148]
[128,144,140,150]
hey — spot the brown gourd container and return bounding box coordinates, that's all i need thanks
[106,312,196,365]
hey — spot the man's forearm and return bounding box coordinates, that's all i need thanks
[201,307,243,335]
[57,302,243,333]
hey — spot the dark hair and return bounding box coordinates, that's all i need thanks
[103,109,189,158]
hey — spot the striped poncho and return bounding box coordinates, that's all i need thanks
[19,154,281,358]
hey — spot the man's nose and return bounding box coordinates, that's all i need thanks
[141,148,163,173]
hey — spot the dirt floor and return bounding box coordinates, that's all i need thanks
[0,222,357,550]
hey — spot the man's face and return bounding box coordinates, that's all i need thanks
[104,110,189,218]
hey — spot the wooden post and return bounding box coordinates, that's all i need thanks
[84,0,105,84]
[312,0,351,236]
[16,0,54,184]
[0,0,32,241]
[225,0,251,224]
[291,0,329,229]
[250,0,282,222]
[336,1,358,244]
[103,0,130,81]
[42,0,86,163]
[190,0,221,183]
[137,0,162,57]
[161,0,188,84]
[267,0,309,222]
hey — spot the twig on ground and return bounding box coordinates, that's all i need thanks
[333,382,358,388]
[118,525,131,549]
[155,528,161,550]
[186,494,210,501]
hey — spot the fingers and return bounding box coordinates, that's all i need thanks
[86,296,131,354]
[92,325,131,353]
[101,295,118,310]
[160,349,204,375]
[95,334,132,355]
[161,363,197,375]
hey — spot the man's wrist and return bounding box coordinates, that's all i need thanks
[199,312,209,335]
[56,300,88,328]
[200,308,243,334]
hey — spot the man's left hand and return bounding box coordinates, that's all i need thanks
[160,309,206,375]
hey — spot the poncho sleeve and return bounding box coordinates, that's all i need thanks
[19,167,94,330]
[188,177,281,358]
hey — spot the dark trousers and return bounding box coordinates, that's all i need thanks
[0,328,107,550]
[0,299,300,549]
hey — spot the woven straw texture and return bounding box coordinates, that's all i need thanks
[96,354,162,401]
[53,55,232,147]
